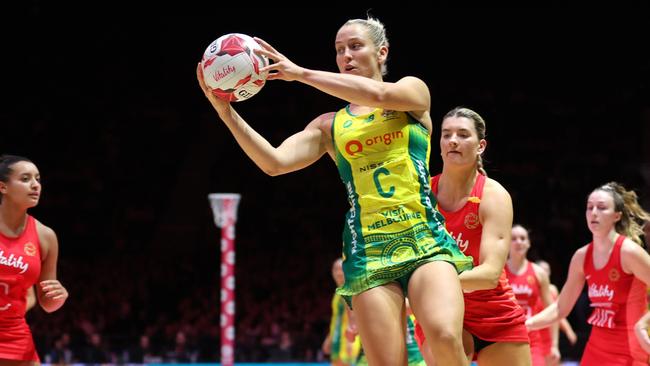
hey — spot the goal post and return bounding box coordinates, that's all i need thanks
[208,193,241,366]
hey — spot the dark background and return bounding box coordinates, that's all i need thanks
[1,5,647,363]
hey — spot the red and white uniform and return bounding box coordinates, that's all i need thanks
[537,291,555,358]
[505,262,545,366]
[580,236,649,365]
[0,215,41,361]
[415,174,528,351]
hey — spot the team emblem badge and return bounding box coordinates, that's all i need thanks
[464,213,479,229]
[24,242,37,256]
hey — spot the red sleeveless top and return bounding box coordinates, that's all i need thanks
[580,236,648,365]
[0,215,42,317]
[506,261,541,319]
[431,174,527,343]
[505,261,545,364]
[0,215,41,361]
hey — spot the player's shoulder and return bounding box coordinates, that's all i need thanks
[34,218,57,241]
[484,177,509,196]
[620,236,646,256]
[531,262,549,279]
[317,111,337,122]
[571,244,590,264]
[307,111,337,131]
[397,75,428,88]
[482,177,512,205]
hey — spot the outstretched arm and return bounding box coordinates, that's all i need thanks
[458,179,512,291]
[527,248,587,330]
[197,64,331,176]
[254,38,431,115]
[550,284,578,345]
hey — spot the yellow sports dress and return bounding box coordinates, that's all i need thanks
[328,293,361,363]
[332,105,473,300]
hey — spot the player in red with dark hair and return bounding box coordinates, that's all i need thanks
[527,182,650,365]
[506,224,557,365]
[0,154,68,364]
[415,107,531,366]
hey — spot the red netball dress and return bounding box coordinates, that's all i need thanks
[415,174,528,353]
[0,215,41,361]
[505,261,545,365]
[580,236,649,365]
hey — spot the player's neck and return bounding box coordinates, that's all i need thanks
[0,203,29,236]
[439,167,477,197]
[347,104,375,116]
[508,256,528,273]
[592,229,618,250]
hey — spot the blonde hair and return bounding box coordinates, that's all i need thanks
[343,17,389,76]
[594,182,650,245]
[443,107,487,176]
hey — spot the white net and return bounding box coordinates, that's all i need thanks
[208,193,241,228]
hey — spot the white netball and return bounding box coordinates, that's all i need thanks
[200,33,269,102]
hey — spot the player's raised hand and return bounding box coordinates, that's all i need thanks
[254,37,305,82]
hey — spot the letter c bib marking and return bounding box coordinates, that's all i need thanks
[373,167,395,198]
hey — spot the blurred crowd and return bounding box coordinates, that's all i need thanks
[27,238,333,363]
